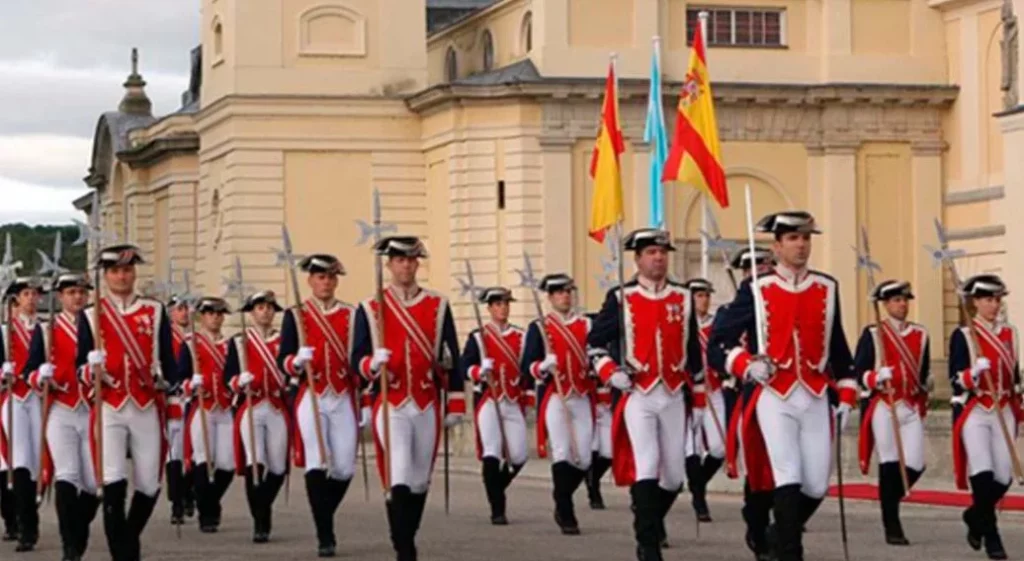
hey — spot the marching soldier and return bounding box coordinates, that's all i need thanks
[709,212,858,561]
[949,274,1019,560]
[352,236,464,561]
[178,297,234,533]
[226,291,289,544]
[164,295,192,526]
[853,280,930,546]
[459,286,530,525]
[585,316,613,511]
[1,277,43,552]
[588,229,704,561]
[683,277,724,523]
[75,244,178,561]
[277,254,362,558]
[521,273,594,536]
[24,273,100,561]
[714,247,777,561]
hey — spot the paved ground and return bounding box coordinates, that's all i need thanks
[11,458,1024,561]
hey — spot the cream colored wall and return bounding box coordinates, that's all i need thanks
[427,0,532,84]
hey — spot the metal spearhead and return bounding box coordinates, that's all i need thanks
[271,225,306,268]
[37,231,67,277]
[700,229,741,255]
[222,257,256,301]
[354,189,398,246]
[515,252,539,289]
[924,219,965,269]
[852,227,882,289]
[456,276,482,299]
[0,233,22,283]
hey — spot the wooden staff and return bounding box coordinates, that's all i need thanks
[869,302,912,496]
[4,297,13,492]
[188,317,214,484]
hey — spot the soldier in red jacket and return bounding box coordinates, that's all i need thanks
[1,276,42,552]
[75,245,178,561]
[588,229,704,561]
[683,277,725,523]
[164,294,193,525]
[225,290,288,544]
[277,254,362,558]
[177,297,233,533]
[24,273,99,561]
[949,274,1019,560]
[853,280,930,546]
[459,286,530,525]
[709,212,857,561]
[352,236,464,561]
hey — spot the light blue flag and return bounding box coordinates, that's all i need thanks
[644,38,669,229]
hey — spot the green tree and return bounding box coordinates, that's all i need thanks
[0,223,88,275]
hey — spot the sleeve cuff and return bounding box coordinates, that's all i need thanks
[447,391,466,415]
[692,385,706,408]
[359,357,374,380]
[229,377,240,393]
[862,370,877,390]
[596,356,618,384]
[468,365,481,383]
[529,361,543,380]
[284,356,299,377]
[959,368,975,391]
[28,371,40,390]
[726,348,752,378]
[361,392,372,408]
[836,378,858,407]
[522,390,536,408]
[183,380,192,395]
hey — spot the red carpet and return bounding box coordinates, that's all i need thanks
[828,483,1024,510]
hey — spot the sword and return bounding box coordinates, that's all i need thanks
[929,219,1024,485]
[854,226,912,497]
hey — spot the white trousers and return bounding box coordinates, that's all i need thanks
[686,389,727,460]
[375,401,437,494]
[592,403,612,458]
[189,407,234,472]
[964,406,1019,486]
[239,401,290,476]
[47,404,97,494]
[870,400,925,471]
[1,394,42,477]
[166,419,184,463]
[103,402,162,496]
[755,385,832,498]
[477,397,529,466]
[624,384,689,491]
[298,390,357,480]
[545,393,594,470]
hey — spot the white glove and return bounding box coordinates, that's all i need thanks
[38,363,55,382]
[0,361,14,380]
[875,366,893,389]
[745,358,773,383]
[539,353,558,375]
[609,371,633,391]
[238,371,255,388]
[444,413,464,428]
[359,406,372,429]
[87,350,106,367]
[691,407,705,430]
[835,403,853,433]
[294,346,315,369]
[190,374,204,391]
[971,357,991,383]
[480,357,495,375]
[370,348,392,373]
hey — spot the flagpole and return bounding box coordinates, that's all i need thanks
[652,35,664,229]
[609,51,629,371]
[698,12,711,280]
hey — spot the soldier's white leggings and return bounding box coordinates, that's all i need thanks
[477,397,528,465]
[297,389,357,480]
[1,393,41,477]
[592,403,612,458]
[375,401,437,494]
[545,393,593,470]
[166,418,184,462]
[624,384,688,491]
[755,385,832,498]
[189,407,234,471]
[964,406,1018,485]
[240,401,290,476]
[870,400,925,471]
[686,388,727,459]
[103,402,162,496]
[46,404,97,494]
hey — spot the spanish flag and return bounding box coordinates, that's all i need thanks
[588,62,625,243]
[662,24,728,208]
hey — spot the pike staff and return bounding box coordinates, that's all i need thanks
[35,232,66,501]
[182,272,214,485]
[1,233,19,492]
[228,257,260,485]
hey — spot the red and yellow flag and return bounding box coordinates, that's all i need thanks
[588,62,626,243]
[662,24,728,208]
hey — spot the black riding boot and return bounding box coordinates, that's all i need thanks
[102,480,129,561]
[586,452,612,510]
[965,472,992,552]
[124,491,157,561]
[773,484,805,561]
[878,462,909,545]
[305,470,335,557]
[551,462,581,535]
[388,485,417,561]
[686,455,711,522]
[656,486,679,548]
[0,471,16,541]
[631,480,664,561]
[742,481,774,561]
[55,481,79,561]
[983,477,1010,560]
[165,460,185,526]
[211,468,234,529]
[193,464,217,532]
[75,491,100,559]
[12,468,37,552]
[258,472,286,541]
[183,468,196,518]
[244,467,263,542]
[482,457,507,524]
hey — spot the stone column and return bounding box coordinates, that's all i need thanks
[999,108,1024,330]
[820,0,852,79]
[539,136,576,285]
[910,140,945,353]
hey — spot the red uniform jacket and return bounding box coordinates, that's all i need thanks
[699,312,724,393]
[167,325,187,419]
[278,300,356,397]
[462,323,528,403]
[26,313,87,410]
[3,314,39,400]
[523,313,592,396]
[227,329,286,410]
[179,332,232,411]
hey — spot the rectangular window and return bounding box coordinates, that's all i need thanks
[686,7,786,48]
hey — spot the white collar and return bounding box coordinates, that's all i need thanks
[885,316,908,333]
[636,274,668,293]
[774,263,809,284]
[105,291,139,311]
[974,316,1004,333]
[389,284,421,302]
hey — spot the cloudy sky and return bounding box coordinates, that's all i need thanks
[0,1,199,225]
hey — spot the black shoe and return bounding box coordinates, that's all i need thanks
[199,523,218,533]
[1,530,16,542]
[554,510,581,535]
[490,514,509,526]
[693,495,713,523]
[317,544,336,557]
[14,541,34,552]
[184,497,195,518]
[963,508,982,551]
[986,532,1008,561]
[589,496,606,510]
[885,534,910,546]
[635,544,664,561]
[253,531,269,544]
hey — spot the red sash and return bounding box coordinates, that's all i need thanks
[247,330,284,387]
[100,299,148,374]
[547,315,586,366]
[383,290,437,366]
[879,322,921,378]
[483,324,519,366]
[303,301,349,371]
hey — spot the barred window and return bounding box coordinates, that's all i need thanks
[686,7,785,47]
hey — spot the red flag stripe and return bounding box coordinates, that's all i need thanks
[662,111,728,207]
